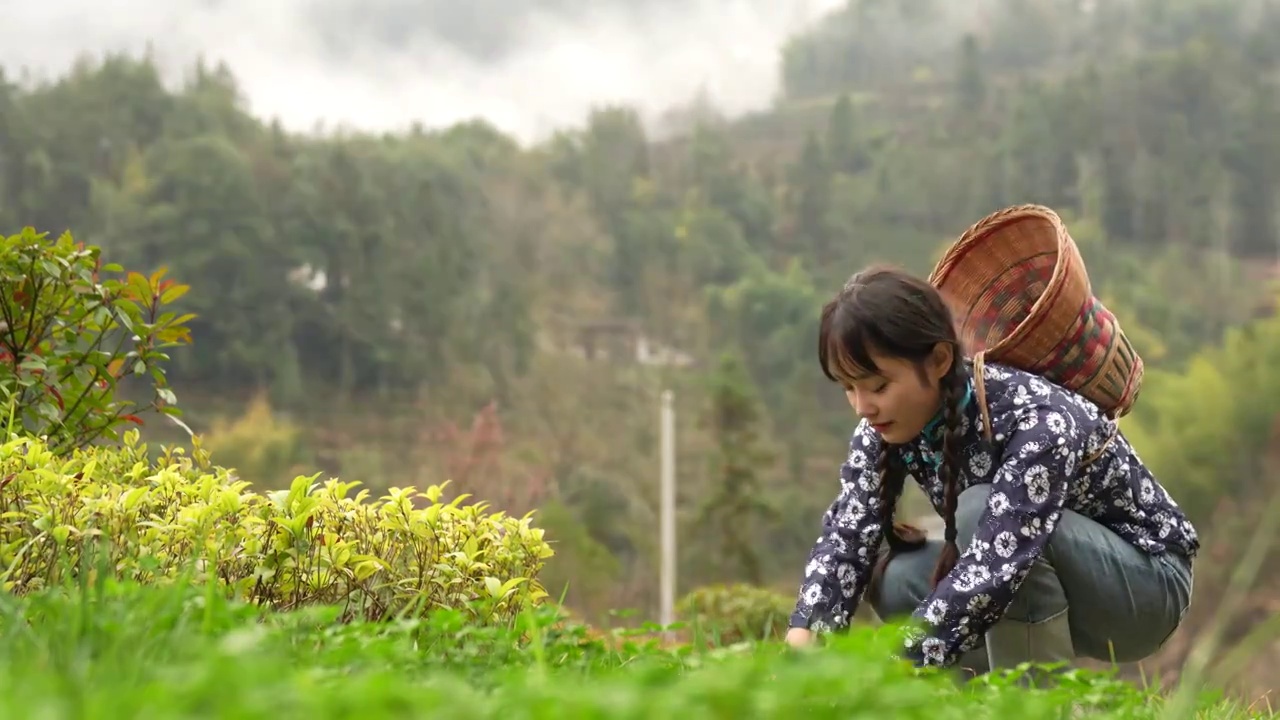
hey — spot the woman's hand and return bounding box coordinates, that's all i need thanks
[785,627,814,648]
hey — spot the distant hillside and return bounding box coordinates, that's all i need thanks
[654,0,1280,165]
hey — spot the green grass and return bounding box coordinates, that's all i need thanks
[0,573,1270,719]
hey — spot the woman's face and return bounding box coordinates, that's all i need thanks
[841,343,952,445]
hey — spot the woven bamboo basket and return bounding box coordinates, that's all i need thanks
[928,204,1144,418]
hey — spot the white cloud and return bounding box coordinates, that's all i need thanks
[2,0,846,143]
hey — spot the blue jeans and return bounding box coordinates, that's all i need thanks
[867,483,1194,672]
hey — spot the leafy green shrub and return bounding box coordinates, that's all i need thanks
[201,392,312,486]
[0,227,193,454]
[0,431,554,623]
[677,583,793,644]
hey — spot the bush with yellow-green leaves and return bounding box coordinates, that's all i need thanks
[0,431,554,624]
[677,583,794,644]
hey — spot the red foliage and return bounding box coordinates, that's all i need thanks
[417,401,553,516]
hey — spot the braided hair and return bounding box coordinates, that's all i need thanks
[817,265,969,597]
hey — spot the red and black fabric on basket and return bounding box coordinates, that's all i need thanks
[928,203,1144,420]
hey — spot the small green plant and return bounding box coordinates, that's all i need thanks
[0,227,193,454]
[677,583,794,644]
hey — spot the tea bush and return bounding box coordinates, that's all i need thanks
[0,227,193,454]
[0,431,554,623]
[677,583,794,643]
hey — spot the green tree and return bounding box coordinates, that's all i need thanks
[955,34,986,115]
[826,94,864,174]
[697,351,777,586]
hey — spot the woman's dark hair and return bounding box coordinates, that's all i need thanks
[817,265,967,598]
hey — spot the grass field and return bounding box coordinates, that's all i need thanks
[1,572,1271,720]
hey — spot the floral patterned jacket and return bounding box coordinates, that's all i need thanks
[788,360,1200,667]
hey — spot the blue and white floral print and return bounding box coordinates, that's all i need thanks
[789,361,1200,668]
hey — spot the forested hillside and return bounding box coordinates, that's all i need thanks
[3,0,1280,688]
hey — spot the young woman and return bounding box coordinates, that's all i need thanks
[785,266,1198,675]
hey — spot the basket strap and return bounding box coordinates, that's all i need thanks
[974,351,1114,470]
[1081,403,1125,470]
[972,352,994,443]
[1079,432,1116,470]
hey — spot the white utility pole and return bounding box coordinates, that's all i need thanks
[659,389,676,633]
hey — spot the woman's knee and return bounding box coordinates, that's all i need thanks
[955,482,1068,623]
[867,544,942,621]
[954,484,993,547]
[868,485,996,620]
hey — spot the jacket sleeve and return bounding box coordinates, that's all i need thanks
[902,401,1079,667]
[789,420,884,632]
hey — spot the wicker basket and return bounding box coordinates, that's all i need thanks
[928,204,1144,418]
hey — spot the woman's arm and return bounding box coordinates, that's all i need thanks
[902,401,1080,667]
[789,420,886,633]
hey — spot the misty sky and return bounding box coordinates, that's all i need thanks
[2,0,846,143]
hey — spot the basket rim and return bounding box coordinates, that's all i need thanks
[929,203,1079,358]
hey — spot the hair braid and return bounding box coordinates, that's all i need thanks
[929,361,968,588]
[867,438,926,601]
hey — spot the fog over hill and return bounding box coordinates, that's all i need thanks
[1,0,850,142]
